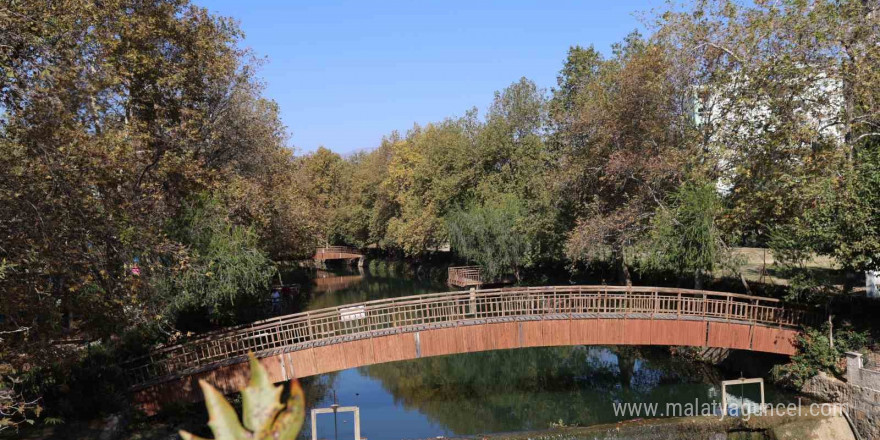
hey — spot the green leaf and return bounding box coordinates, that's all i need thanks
[241,353,283,433]
[199,380,251,440]
[269,380,305,439]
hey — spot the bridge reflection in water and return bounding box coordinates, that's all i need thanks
[313,270,365,293]
[127,286,814,413]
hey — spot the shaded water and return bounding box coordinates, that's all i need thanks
[281,261,796,440]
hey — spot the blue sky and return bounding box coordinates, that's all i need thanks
[196,1,654,155]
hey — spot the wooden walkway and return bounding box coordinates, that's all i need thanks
[313,246,363,261]
[126,285,816,412]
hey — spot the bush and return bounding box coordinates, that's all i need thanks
[772,324,869,388]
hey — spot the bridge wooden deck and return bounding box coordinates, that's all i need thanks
[313,246,363,261]
[126,286,816,413]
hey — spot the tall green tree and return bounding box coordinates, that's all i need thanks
[639,182,726,289]
[381,116,480,256]
[298,147,351,247]
[477,79,562,268]
[446,194,530,281]
[151,196,276,326]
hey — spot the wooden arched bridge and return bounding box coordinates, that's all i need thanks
[127,286,814,413]
[313,246,363,261]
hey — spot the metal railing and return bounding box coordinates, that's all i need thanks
[315,246,361,255]
[448,266,483,286]
[124,285,813,388]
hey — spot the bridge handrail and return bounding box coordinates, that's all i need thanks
[127,286,789,358]
[315,246,361,254]
[448,266,483,285]
[123,286,814,387]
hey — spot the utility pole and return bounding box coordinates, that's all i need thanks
[332,390,339,440]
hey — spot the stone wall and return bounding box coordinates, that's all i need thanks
[801,371,851,403]
[849,352,880,391]
[844,352,880,439]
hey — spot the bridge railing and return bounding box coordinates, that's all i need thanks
[448,266,483,286]
[123,286,815,387]
[315,246,361,255]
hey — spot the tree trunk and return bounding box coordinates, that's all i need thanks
[618,351,637,389]
[740,273,752,294]
[620,260,632,286]
[614,247,632,286]
[828,313,834,349]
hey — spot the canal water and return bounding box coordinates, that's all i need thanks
[281,261,796,440]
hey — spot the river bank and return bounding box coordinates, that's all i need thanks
[474,414,855,440]
[12,411,854,440]
[9,261,849,440]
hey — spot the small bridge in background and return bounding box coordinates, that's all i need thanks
[314,246,363,262]
[447,266,513,287]
[127,286,815,413]
[448,266,483,287]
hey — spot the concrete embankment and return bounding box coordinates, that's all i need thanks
[472,414,855,440]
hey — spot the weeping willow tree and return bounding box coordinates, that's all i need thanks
[446,194,529,282]
[151,195,277,326]
[640,182,726,289]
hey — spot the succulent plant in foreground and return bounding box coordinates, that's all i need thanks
[180,353,304,440]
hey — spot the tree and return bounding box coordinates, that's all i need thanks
[332,141,395,248]
[446,194,530,282]
[655,0,880,268]
[476,79,562,269]
[2,0,245,361]
[381,116,480,256]
[552,33,696,284]
[206,82,318,260]
[639,182,726,289]
[0,0,312,413]
[298,147,351,247]
[150,196,276,327]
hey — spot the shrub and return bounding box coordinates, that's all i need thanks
[772,324,869,388]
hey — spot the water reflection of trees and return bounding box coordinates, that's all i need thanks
[294,260,452,311]
[300,372,340,411]
[358,346,723,435]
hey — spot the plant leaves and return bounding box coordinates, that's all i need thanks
[269,380,305,439]
[199,379,251,440]
[241,353,283,433]
[179,430,212,440]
